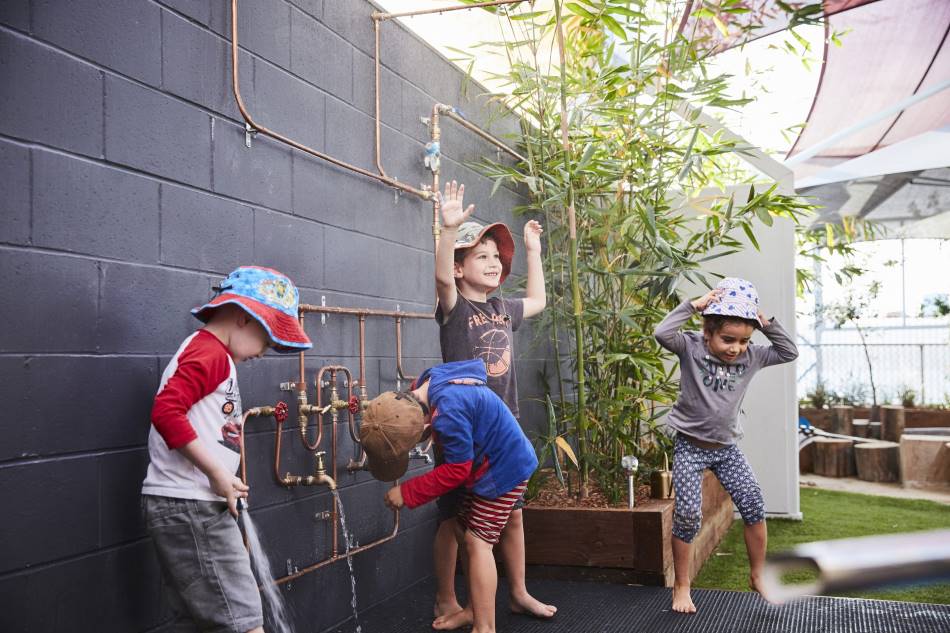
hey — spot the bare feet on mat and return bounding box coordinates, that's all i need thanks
[750,573,771,601]
[432,607,473,630]
[672,584,697,613]
[433,599,464,619]
[510,593,557,618]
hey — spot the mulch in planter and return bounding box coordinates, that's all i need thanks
[527,474,653,509]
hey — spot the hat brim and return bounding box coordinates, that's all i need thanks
[192,294,312,353]
[455,222,515,285]
[366,451,410,482]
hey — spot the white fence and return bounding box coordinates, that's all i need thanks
[797,342,950,406]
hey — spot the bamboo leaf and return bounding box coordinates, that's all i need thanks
[555,436,579,469]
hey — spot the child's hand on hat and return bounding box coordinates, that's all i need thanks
[756,309,770,328]
[524,220,543,253]
[691,288,723,312]
[384,485,404,510]
[439,180,475,229]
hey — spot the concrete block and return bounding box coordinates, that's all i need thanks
[900,434,950,489]
[0,541,166,633]
[105,76,212,188]
[162,10,253,121]
[97,263,212,353]
[0,30,103,157]
[33,149,160,263]
[0,250,99,353]
[290,8,352,102]
[376,240,431,303]
[380,124,428,190]
[0,140,30,245]
[322,0,375,56]
[0,355,157,461]
[230,0,290,68]
[160,184,254,272]
[159,0,211,25]
[0,456,99,573]
[352,49,402,129]
[325,97,375,172]
[253,208,324,289]
[293,0,323,20]
[250,58,326,151]
[213,119,293,211]
[402,83,436,144]
[324,225,379,296]
[33,0,162,85]
[99,449,151,545]
[0,0,30,31]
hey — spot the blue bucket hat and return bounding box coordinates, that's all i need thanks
[702,277,760,322]
[192,266,312,353]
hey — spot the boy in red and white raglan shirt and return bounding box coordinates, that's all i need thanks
[141,266,311,633]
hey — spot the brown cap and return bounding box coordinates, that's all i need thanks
[359,391,426,481]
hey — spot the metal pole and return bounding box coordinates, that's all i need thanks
[919,343,926,404]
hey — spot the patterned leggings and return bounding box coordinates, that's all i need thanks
[672,433,765,543]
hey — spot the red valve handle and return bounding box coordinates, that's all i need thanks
[274,401,289,423]
[347,396,360,415]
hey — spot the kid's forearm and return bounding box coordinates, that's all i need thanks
[653,300,695,353]
[177,439,232,482]
[434,225,459,296]
[522,249,546,317]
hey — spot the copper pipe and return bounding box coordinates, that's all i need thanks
[276,501,400,585]
[238,406,284,487]
[299,304,432,319]
[395,316,417,385]
[430,103,442,251]
[358,315,368,402]
[372,0,529,20]
[373,17,388,179]
[229,0,432,201]
[437,104,526,163]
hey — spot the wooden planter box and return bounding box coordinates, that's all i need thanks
[800,407,950,430]
[521,471,732,586]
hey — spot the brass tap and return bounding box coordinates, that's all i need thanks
[313,451,337,490]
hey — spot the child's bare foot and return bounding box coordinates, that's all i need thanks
[433,598,464,619]
[510,592,557,618]
[672,584,697,613]
[749,573,772,601]
[432,606,473,630]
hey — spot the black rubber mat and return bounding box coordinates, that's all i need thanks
[330,577,950,633]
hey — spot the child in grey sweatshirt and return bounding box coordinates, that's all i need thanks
[653,277,798,614]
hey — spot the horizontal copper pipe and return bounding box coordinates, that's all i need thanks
[437,105,526,163]
[229,0,432,201]
[276,497,400,585]
[299,304,433,319]
[372,0,529,20]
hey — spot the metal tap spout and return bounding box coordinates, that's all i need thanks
[313,451,337,490]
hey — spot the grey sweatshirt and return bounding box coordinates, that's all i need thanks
[653,300,798,445]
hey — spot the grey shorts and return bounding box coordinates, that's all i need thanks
[142,495,263,633]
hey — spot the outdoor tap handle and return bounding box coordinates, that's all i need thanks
[314,451,327,473]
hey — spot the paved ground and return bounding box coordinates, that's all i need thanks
[330,577,950,633]
[800,474,950,504]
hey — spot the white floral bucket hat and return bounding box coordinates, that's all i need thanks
[702,277,759,321]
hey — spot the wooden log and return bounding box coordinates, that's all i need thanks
[881,405,906,443]
[868,421,882,440]
[855,441,900,483]
[831,405,854,436]
[799,442,815,474]
[852,419,870,438]
[813,438,855,477]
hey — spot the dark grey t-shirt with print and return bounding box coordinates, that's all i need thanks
[436,296,525,417]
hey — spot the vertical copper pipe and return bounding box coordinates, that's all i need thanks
[430,103,442,252]
[358,315,368,401]
[330,370,339,558]
[298,314,306,389]
[374,17,388,178]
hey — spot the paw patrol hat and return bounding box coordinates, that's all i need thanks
[702,277,760,322]
[454,221,515,284]
[192,266,312,353]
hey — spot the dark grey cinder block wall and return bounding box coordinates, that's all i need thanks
[0,1,552,631]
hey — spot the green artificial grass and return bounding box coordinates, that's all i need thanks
[693,487,950,604]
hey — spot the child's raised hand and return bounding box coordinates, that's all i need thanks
[756,309,769,329]
[691,288,723,312]
[384,485,404,510]
[439,180,475,229]
[524,220,543,253]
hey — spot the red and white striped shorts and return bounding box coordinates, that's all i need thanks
[457,481,528,545]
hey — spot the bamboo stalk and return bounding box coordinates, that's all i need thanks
[554,0,588,496]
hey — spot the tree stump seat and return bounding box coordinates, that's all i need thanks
[854,441,900,483]
[813,438,855,477]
